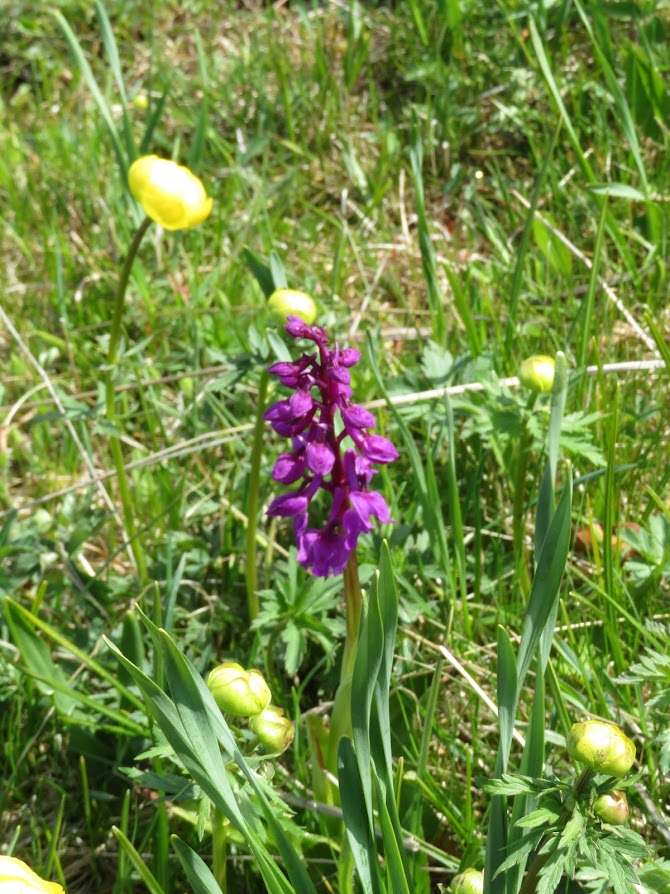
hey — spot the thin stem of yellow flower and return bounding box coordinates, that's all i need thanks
[104,216,152,583]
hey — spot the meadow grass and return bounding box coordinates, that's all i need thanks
[0,1,669,892]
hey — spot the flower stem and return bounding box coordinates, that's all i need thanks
[212,807,227,893]
[104,216,152,584]
[245,370,269,621]
[518,768,595,894]
[327,553,362,774]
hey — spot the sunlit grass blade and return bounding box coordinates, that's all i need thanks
[112,826,166,894]
[366,334,451,582]
[53,9,128,178]
[409,121,446,345]
[516,470,572,693]
[95,0,135,162]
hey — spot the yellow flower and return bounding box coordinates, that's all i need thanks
[267,288,318,326]
[207,662,271,717]
[128,155,213,231]
[0,856,64,894]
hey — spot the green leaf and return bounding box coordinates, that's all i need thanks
[243,246,276,298]
[589,183,646,200]
[171,836,222,894]
[112,827,165,894]
[338,737,384,894]
[516,471,572,696]
[52,9,128,178]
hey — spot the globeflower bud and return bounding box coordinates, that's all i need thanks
[593,790,629,825]
[450,868,484,894]
[128,155,213,231]
[267,288,317,326]
[518,355,556,393]
[249,705,295,755]
[207,662,271,717]
[566,720,635,777]
[0,856,63,894]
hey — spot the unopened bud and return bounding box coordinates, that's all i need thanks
[567,720,635,777]
[207,662,271,717]
[268,288,317,325]
[593,790,629,825]
[518,355,556,393]
[450,869,484,894]
[249,705,295,755]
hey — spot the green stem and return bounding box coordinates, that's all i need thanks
[212,807,227,893]
[512,397,537,599]
[327,553,362,774]
[341,552,362,685]
[245,371,269,621]
[518,769,595,894]
[104,216,152,584]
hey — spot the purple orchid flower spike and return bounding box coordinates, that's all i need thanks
[265,317,398,577]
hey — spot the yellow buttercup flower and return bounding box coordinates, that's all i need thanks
[0,855,64,894]
[128,155,213,231]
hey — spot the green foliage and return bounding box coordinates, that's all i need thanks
[1,0,669,890]
[253,551,344,677]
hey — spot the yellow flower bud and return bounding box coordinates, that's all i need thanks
[249,705,295,755]
[593,790,629,825]
[566,720,636,777]
[132,93,149,110]
[128,155,213,231]
[0,856,63,894]
[450,868,484,894]
[207,662,271,717]
[518,355,556,393]
[267,288,317,326]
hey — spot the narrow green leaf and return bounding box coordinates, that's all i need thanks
[496,627,518,772]
[243,246,276,298]
[373,773,412,894]
[516,472,572,695]
[338,737,384,894]
[52,10,128,178]
[171,836,222,894]
[589,183,646,200]
[95,0,135,161]
[112,827,165,894]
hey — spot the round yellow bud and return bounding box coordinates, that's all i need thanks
[207,662,271,717]
[132,94,149,110]
[593,790,629,825]
[566,720,636,777]
[450,868,484,894]
[0,856,64,894]
[518,355,556,393]
[249,705,295,755]
[267,288,317,326]
[128,155,213,231]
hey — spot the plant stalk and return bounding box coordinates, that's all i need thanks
[245,370,269,621]
[104,215,152,584]
[212,807,228,893]
[518,768,595,894]
[327,553,362,773]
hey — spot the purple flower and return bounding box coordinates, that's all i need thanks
[264,317,397,577]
